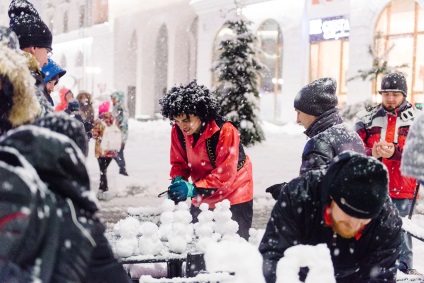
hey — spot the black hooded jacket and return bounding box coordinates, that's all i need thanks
[0,126,130,283]
[259,168,402,283]
[300,109,365,175]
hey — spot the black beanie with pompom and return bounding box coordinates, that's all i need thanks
[8,0,52,49]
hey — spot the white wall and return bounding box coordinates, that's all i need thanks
[113,1,197,119]
[33,0,395,120]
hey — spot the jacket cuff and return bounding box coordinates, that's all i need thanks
[387,145,402,161]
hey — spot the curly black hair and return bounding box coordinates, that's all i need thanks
[159,80,220,122]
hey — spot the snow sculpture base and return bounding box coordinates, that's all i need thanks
[276,244,335,283]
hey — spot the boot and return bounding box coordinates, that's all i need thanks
[99,174,108,192]
[119,168,128,176]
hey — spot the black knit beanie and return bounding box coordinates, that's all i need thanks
[8,0,52,49]
[294,77,338,116]
[326,151,388,219]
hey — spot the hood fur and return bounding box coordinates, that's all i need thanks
[0,44,40,127]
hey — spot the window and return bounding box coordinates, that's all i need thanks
[211,26,234,87]
[309,16,350,105]
[48,16,53,33]
[63,11,68,33]
[256,19,283,121]
[375,0,424,104]
[187,17,198,82]
[154,25,168,114]
[92,0,108,24]
[257,19,283,94]
[79,5,86,28]
[61,55,67,69]
[76,51,83,67]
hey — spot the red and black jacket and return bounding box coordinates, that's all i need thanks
[169,119,253,209]
[355,101,418,199]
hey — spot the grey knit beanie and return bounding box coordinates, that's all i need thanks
[294,77,338,116]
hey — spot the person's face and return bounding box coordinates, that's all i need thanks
[65,91,74,101]
[173,114,202,135]
[296,109,317,130]
[45,79,57,95]
[111,96,117,106]
[329,201,371,239]
[381,91,405,111]
[32,47,52,67]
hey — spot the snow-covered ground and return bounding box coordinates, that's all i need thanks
[84,118,424,281]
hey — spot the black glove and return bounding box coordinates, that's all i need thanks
[265,182,287,200]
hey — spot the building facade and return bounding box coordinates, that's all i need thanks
[2,0,422,123]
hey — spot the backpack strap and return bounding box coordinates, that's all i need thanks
[206,120,246,171]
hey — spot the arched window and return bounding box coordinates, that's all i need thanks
[211,26,234,87]
[75,51,84,89]
[63,11,68,33]
[375,0,423,105]
[60,55,67,68]
[257,19,283,94]
[187,17,198,82]
[75,51,83,67]
[127,31,137,118]
[154,24,168,114]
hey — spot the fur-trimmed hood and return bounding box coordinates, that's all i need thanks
[0,43,40,134]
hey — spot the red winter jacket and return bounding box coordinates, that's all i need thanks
[355,101,418,199]
[169,120,253,209]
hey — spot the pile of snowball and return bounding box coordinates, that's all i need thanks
[112,199,265,258]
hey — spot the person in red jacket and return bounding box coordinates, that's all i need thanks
[355,72,420,275]
[159,80,254,240]
[55,88,74,112]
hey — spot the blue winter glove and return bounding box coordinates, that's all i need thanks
[168,178,197,203]
[171,176,183,184]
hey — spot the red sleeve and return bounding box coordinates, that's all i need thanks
[169,125,190,180]
[356,126,372,156]
[194,123,240,193]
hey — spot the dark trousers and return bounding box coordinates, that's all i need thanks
[98,157,112,191]
[113,145,126,172]
[190,200,253,240]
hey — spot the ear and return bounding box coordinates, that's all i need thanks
[27,46,37,55]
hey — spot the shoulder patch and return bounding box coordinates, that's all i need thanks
[356,105,379,125]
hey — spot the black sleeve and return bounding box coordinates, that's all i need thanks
[85,219,132,283]
[300,138,333,175]
[259,177,314,283]
[356,201,401,283]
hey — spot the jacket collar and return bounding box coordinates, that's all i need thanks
[304,108,343,138]
[377,100,411,116]
[187,119,220,147]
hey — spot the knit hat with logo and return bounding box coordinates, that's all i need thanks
[326,151,388,219]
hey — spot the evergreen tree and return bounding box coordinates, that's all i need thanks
[213,16,265,147]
